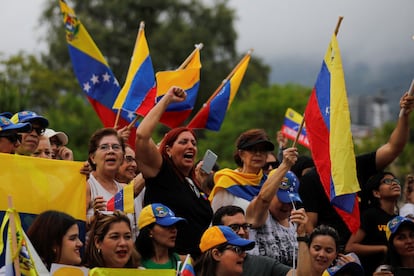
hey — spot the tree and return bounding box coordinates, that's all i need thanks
[41,0,270,112]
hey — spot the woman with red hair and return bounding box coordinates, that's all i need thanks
[135,86,213,259]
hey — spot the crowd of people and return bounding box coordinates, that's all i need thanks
[1,86,414,275]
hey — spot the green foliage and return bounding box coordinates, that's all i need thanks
[196,83,312,168]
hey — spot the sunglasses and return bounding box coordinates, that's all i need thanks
[32,127,45,136]
[263,161,279,170]
[0,133,22,143]
[228,223,252,232]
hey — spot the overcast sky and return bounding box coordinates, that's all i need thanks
[2,0,413,72]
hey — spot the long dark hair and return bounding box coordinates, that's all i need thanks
[386,222,414,267]
[27,210,78,270]
[363,171,396,208]
[135,223,176,261]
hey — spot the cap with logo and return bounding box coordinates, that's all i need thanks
[199,225,255,253]
[138,203,186,230]
[323,252,364,276]
[386,215,414,241]
[0,116,32,134]
[11,111,49,129]
[276,170,302,203]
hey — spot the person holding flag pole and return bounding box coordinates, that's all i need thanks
[298,16,414,253]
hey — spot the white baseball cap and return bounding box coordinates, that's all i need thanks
[44,128,68,146]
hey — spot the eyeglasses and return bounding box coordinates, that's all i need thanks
[0,133,22,143]
[262,161,279,170]
[381,178,400,185]
[124,155,135,163]
[98,143,122,152]
[224,245,245,255]
[228,223,252,232]
[32,127,45,136]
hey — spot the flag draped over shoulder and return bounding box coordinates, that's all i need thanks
[281,108,310,148]
[112,22,156,118]
[0,208,49,276]
[0,153,85,221]
[153,46,202,128]
[304,34,360,233]
[187,52,250,131]
[106,184,134,213]
[59,0,136,146]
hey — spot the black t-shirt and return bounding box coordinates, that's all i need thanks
[299,151,379,248]
[359,207,396,276]
[144,159,213,258]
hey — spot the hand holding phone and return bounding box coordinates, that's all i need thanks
[200,149,218,174]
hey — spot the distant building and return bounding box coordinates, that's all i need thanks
[348,94,391,140]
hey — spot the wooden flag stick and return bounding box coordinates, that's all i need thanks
[178,43,203,70]
[334,16,344,36]
[205,49,253,105]
[114,21,146,128]
[292,17,344,147]
[8,196,21,276]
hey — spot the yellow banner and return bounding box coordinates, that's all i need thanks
[0,153,86,221]
[89,268,176,276]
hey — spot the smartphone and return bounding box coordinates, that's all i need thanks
[200,149,218,174]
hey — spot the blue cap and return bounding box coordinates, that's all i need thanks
[0,112,13,119]
[199,225,255,253]
[138,203,186,230]
[0,116,32,133]
[324,252,364,276]
[277,171,302,203]
[386,215,414,241]
[11,111,49,128]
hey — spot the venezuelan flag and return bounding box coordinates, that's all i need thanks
[304,33,360,233]
[209,168,265,202]
[152,46,202,128]
[180,254,195,276]
[113,22,156,117]
[281,108,310,148]
[59,0,136,146]
[106,184,134,214]
[187,52,250,131]
[0,209,49,276]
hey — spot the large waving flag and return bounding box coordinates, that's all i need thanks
[304,33,360,233]
[149,44,203,128]
[59,0,136,145]
[187,50,251,130]
[106,184,134,213]
[0,208,49,276]
[112,21,156,119]
[281,108,310,149]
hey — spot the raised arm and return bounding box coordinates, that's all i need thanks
[135,87,186,178]
[246,147,298,227]
[376,92,414,169]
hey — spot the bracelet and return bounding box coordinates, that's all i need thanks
[297,236,309,243]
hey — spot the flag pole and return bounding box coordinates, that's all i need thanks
[178,43,203,70]
[293,16,344,147]
[399,79,414,117]
[114,21,146,128]
[200,49,252,106]
[8,196,21,276]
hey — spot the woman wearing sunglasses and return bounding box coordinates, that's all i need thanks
[345,171,401,276]
[194,225,255,276]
